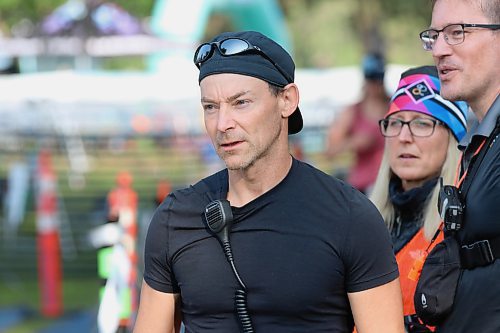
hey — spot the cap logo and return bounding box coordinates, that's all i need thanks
[405,79,435,104]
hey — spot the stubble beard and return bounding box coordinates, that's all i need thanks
[439,79,465,104]
[217,124,282,171]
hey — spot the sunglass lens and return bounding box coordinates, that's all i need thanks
[219,39,250,56]
[195,44,212,63]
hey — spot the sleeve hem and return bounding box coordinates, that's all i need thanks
[144,276,180,294]
[346,269,399,293]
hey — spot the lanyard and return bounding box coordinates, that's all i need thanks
[453,139,487,187]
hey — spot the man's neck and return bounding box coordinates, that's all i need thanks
[470,90,499,122]
[227,152,293,207]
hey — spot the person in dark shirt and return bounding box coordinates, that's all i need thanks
[370,65,468,332]
[133,31,404,333]
[418,0,500,331]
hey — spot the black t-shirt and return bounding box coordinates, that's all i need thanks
[144,158,398,332]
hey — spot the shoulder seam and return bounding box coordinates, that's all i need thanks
[164,195,175,268]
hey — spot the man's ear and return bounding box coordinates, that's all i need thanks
[279,83,300,118]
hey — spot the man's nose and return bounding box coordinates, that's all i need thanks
[217,106,236,132]
[432,33,453,59]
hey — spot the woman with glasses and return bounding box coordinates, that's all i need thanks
[369,66,468,332]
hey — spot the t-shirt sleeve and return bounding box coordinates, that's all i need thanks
[343,192,399,293]
[143,196,180,293]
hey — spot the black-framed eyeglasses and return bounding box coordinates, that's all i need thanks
[379,118,444,137]
[193,37,293,84]
[419,23,500,51]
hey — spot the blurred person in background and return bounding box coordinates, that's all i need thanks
[134,30,404,333]
[104,170,139,332]
[416,0,500,331]
[325,52,389,194]
[370,66,468,332]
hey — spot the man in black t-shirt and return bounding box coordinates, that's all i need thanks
[133,31,404,333]
[419,1,500,332]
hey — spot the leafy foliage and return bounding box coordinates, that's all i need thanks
[0,0,433,67]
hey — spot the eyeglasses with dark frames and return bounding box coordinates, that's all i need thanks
[193,37,293,84]
[419,23,500,51]
[379,118,444,137]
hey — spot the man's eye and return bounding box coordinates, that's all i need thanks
[447,26,464,37]
[203,104,217,112]
[427,32,439,41]
[235,99,249,106]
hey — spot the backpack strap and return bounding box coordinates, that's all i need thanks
[460,236,500,269]
[459,118,500,198]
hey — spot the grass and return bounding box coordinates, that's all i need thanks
[0,277,99,309]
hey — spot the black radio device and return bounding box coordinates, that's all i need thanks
[438,178,464,231]
[204,199,255,333]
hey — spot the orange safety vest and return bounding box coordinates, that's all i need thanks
[352,229,442,333]
[396,228,443,316]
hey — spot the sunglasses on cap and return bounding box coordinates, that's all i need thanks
[193,37,293,84]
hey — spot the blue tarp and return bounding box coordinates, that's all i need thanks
[0,306,34,332]
[37,309,98,333]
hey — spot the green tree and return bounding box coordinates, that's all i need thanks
[0,0,154,36]
[280,0,433,67]
[0,0,434,68]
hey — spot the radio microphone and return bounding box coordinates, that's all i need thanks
[204,199,255,333]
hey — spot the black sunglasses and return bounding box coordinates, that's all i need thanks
[193,37,293,84]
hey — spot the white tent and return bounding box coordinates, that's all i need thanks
[0,63,410,136]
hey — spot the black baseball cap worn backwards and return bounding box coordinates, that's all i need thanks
[195,30,303,134]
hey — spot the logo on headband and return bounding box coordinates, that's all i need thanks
[405,79,435,104]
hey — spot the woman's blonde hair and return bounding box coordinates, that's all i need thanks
[370,133,461,240]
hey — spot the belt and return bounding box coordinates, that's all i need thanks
[460,236,500,269]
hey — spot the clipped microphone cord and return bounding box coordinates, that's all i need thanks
[221,240,254,333]
[222,241,246,288]
[205,200,255,333]
[221,240,253,333]
[235,288,254,333]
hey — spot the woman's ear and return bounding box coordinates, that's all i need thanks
[279,83,300,118]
